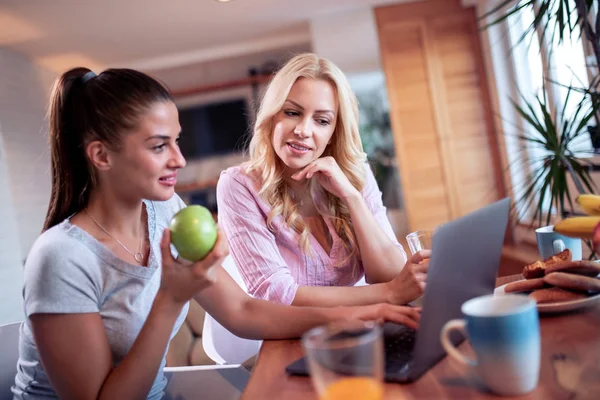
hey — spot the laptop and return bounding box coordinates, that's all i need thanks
[285,197,510,383]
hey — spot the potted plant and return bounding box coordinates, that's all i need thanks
[483,2,599,211]
[481,1,600,256]
[510,85,598,225]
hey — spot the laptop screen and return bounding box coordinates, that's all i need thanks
[409,198,510,379]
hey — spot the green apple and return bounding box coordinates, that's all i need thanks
[169,205,218,262]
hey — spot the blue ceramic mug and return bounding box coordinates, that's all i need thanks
[441,294,540,396]
[535,225,582,260]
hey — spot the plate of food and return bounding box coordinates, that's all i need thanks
[495,249,600,313]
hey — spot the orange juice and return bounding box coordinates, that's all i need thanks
[321,377,383,400]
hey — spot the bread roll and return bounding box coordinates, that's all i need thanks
[544,272,600,293]
[505,278,547,293]
[522,249,572,279]
[529,287,588,304]
[544,260,600,277]
[523,260,546,279]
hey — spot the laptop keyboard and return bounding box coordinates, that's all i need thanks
[382,322,417,371]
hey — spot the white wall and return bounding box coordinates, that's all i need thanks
[0,128,24,324]
[310,7,382,75]
[310,7,409,238]
[0,48,55,324]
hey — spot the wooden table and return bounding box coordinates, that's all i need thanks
[241,275,600,399]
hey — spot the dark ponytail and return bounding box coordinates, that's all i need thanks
[43,67,172,231]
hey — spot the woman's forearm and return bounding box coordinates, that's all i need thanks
[98,293,182,400]
[195,268,395,340]
[229,297,351,340]
[291,283,391,307]
[343,191,406,283]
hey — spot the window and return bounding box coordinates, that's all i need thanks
[485,0,592,220]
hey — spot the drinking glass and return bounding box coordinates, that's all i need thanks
[302,320,384,400]
[406,229,434,307]
[406,230,434,255]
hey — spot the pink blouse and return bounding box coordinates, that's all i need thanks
[216,163,406,305]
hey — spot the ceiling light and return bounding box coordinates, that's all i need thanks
[216,0,234,2]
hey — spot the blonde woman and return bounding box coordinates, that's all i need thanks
[217,53,429,307]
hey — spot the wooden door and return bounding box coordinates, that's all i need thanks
[375,0,506,231]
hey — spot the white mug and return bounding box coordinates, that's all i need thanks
[441,294,541,396]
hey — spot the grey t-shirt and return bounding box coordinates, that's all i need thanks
[12,195,189,400]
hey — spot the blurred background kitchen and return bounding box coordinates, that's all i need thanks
[1,0,597,366]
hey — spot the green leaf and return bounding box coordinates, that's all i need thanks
[512,96,544,135]
[479,1,534,31]
[478,0,520,21]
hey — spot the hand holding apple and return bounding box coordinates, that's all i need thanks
[158,227,229,307]
[169,205,218,261]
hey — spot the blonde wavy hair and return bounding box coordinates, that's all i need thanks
[246,53,367,268]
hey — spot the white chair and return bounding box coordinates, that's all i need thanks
[201,257,369,365]
[163,364,249,400]
[202,256,263,365]
[355,276,367,286]
[0,321,21,400]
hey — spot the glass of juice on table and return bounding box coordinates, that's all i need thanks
[302,320,384,400]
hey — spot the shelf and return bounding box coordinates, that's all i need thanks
[175,179,219,193]
[171,73,273,98]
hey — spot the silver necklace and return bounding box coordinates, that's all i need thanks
[84,209,144,263]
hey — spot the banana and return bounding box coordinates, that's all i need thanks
[554,216,600,239]
[577,194,600,216]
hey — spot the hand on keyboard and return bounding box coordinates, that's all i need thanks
[345,304,421,329]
